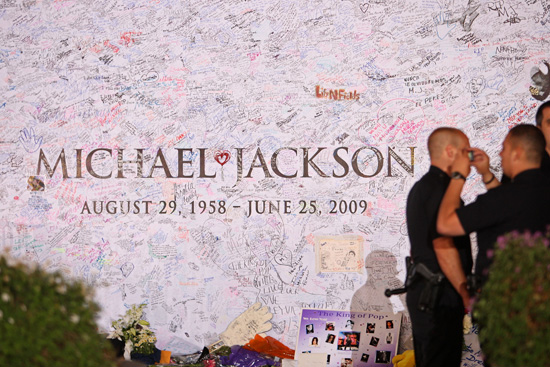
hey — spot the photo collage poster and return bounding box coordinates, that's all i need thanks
[296,308,401,366]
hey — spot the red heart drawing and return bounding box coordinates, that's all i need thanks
[214,150,231,166]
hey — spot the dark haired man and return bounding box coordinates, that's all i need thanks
[437,124,550,288]
[501,101,550,184]
[535,100,550,174]
[406,127,473,367]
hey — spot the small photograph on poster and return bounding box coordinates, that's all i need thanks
[310,337,320,346]
[341,357,353,367]
[295,308,402,367]
[375,350,392,364]
[345,319,355,329]
[337,331,361,351]
[369,336,379,347]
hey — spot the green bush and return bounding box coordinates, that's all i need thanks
[475,230,550,367]
[0,251,116,367]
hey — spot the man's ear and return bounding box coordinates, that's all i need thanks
[445,144,454,159]
[511,146,522,162]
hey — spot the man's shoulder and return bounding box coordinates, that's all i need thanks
[464,171,550,211]
[408,171,445,198]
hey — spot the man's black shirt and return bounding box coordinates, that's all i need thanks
[457,168,550,284]
[501,150,550,183]
[541,149,550,175]
[406,166,473,274]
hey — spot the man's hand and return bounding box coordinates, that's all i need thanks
[450,148,471,178]
[470,148,500,188]
[470,148,490,175]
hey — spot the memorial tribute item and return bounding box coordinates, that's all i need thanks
[295,308,401,367]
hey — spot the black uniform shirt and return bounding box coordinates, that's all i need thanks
[541,149,550,174]
[406,166,473,274]
[501,150,550,183]
[456,168,550,283]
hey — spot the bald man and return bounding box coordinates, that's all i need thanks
[438,124,550,289]
[406,127,473,367]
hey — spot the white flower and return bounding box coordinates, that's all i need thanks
[107,330,123,340]
[27,261,39,272]
[463,314,473,334]
[8,317,14,324]
[0,309,3,319]
[3,251,18,267]
[1,292,10,302]
[56,284,67,294]
[70,314,80,324]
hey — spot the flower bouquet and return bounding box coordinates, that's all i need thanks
[108,304,157,360]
